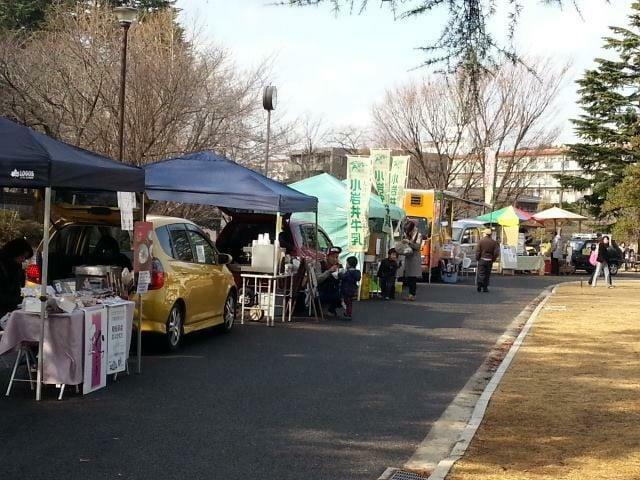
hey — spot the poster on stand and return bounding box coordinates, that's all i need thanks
[83,307,107,395]
[117,192,136,231]
[107,304,128,374]
[347,156,372,253]
[134,221,154,294]
[133,221,153,273]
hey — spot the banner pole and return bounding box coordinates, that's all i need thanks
[137,196,144,374]
[36,187,52,401]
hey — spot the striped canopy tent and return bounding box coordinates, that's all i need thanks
[477,206,542,228]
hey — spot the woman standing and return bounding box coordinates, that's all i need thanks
[402,220,423,301]
[591,235,613,288]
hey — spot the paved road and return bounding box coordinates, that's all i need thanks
[1,275,568,480]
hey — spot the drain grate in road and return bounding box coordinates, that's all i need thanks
[390,470,428,480]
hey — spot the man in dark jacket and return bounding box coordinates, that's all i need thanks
[317,246,343,315]
[377,248,399,300]
[475,228,500,293]
[0,238,33,320]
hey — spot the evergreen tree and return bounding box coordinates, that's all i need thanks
[0,0,56,31]
[102,1,175,12]
[604,163,640,244]
[0,0,174,31]
[560,3,640,216]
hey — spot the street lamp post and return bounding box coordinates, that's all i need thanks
[114,6,138,162]
[263,85,277,176]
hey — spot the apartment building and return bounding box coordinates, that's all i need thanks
[450,147,587,205]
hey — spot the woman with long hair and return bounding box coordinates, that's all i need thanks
[591,235,613,288]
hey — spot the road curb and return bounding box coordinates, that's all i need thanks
[380,283,562,480]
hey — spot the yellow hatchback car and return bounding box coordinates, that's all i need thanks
[28,205,237,350]
[140,215,237,349]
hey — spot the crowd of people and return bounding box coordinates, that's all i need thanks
[2,225,636,325]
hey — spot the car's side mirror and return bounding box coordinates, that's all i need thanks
[218,253,233,265]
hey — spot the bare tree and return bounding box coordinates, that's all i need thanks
[288,112,329,179]
[330,124,369,155]
[468,58,567,203]
[372,76,474,189]
[372,59,566,200]
[0,5,270,168]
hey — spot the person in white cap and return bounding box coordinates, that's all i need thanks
[475,228,500,293]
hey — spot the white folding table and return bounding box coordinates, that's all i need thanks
[239,273,294,327]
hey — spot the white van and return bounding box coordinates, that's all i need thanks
[452,219,487,268]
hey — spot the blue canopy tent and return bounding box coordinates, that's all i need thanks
[144,151,317,213]
[0,117,145,400]
[144,152,318,277]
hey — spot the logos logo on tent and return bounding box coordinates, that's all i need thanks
[10,169,35,180]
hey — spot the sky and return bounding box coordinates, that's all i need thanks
[175,0,633,144]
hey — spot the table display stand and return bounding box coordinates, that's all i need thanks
[240,273,294,327]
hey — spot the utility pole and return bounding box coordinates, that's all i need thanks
[114,6,138,162]
[559,151,566,206]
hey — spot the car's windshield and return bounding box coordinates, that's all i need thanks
[452,227,463,242]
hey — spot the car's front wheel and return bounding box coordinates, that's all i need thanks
[221,293,236,333]
[609,263,619,276]
[165,304,184,351]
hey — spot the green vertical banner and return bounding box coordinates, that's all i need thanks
[389,155,409,207]
[371,148,392,205]
[347,156,372,253]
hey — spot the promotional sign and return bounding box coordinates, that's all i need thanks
[389,155,410,207]
[347,156,372,252]
[134,221,154,294]
[517,232,526,255]
[107,304,128,374]
[83,307,107,395]
[371,149,392,205]
[133,221,153,273]
[484,148,497,206]
[117,192,136,232]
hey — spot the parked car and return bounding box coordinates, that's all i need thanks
[28,202,237,350]
[452,220,486,266]
[571,239,622,276]
[216,212,332,284]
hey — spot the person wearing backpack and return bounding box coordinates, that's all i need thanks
[591,236,614,288]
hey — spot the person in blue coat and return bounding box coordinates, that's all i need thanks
[340,256,361,320]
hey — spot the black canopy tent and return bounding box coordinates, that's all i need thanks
[0,117,145,400]
[144,151,320,276]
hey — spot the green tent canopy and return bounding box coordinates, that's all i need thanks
[290,173,405,262]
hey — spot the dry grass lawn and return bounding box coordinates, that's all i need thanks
[448,280,640,480]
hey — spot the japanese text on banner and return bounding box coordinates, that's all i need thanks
[347,156,372,253]
[389,155,409,207]
[370,149,391,205]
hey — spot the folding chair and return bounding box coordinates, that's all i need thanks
[5,343,38,396]
[0,331,8,368]
[461,255,472,277]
